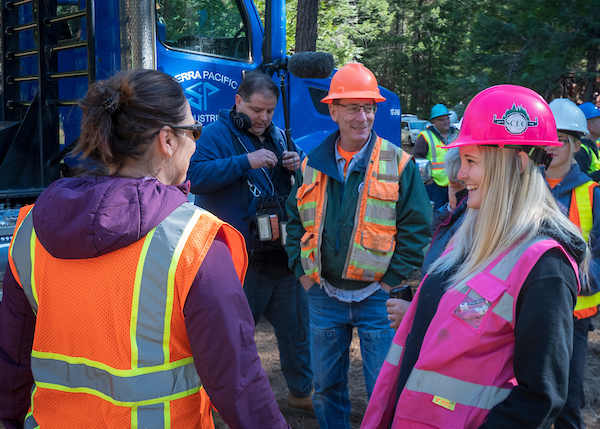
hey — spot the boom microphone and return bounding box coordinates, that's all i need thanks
[287,52,335,79]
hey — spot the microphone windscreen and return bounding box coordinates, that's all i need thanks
[288,52,335,79]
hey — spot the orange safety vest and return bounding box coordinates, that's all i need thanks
[296,137,411,284]
[8,203,247,429]
[569,180,600,319]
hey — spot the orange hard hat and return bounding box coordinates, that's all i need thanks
[321,63,386,104]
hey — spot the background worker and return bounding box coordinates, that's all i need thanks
[386,148,467,329]
[413,103,459,210]
[0,69,289,429]
[286,62,432,429]
[576,102,600,181]
[187,70,313,411]
[546,98,600,429]
[362,85,585,429]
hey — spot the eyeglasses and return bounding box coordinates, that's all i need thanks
[336,103,377,115]
[558,138,570,147]
[170,121,203,140]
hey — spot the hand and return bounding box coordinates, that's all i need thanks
[386,298,410,330]
[281,151,301,171]
[247,148,278,169]
[299,275,315,292]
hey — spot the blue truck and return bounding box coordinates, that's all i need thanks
[0,0,402,285]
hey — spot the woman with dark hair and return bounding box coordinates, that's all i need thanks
[0,69,288,429]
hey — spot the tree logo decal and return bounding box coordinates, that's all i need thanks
[493,103,538,135]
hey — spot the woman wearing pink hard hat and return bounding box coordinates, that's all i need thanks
[361,85,588,429]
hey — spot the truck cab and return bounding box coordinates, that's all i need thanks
[0,0,402,286]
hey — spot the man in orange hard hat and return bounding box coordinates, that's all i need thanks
[285,62,431,429]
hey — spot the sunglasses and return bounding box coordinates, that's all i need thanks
[170,121,203,140]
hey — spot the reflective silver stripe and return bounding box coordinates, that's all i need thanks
[138,403,165,428]
[489,236,549,280]
[11,211,37,313]
[352,244,392,269]
[493,293,515,323]
[31,356,199,403]
[299,163,325,280]
[425,130,438,164]
[405,368,512,410]
[385,342,403,366]
[135,203,199,367]
[299,206,316,226]
[364,202,395,221]
[454,236,551,295]
[24,413,38,429]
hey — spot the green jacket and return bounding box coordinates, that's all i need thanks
[285,130,432,290]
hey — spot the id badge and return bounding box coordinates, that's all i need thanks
[453,293,491,330]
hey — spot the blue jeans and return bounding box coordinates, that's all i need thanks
[306,285,395,429]
[555,316,594,429]
[243,254,313,398]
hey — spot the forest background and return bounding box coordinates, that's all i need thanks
[258,0,600,118]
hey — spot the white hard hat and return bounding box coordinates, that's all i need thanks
[549,98,589,136]
[448,110,459,124]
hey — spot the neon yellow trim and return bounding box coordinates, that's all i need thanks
[301,248,316,258]
[130,228,156,369]
[378,140,391,175]
[165,402,171,429]
[366,198,396,208]
[298,201,317,211]
[31,350,194,376]
[26,384,37,421]
[348,258,390,273]
[574,291,600,311]
[364,216,396,226]
[574,182,594,243]
[302,266,318,275]
[34,382,200,407]
[30,227,38,305]
[132,406,138,429]
[164,210,202,364]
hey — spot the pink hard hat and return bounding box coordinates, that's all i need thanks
[447,85,560,149]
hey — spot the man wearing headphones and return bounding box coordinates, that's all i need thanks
[187,70,313,411]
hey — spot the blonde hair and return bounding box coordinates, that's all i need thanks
[429,146,589,287]
[561,133,579,163]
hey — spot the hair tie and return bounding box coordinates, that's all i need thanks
[103,97,118,113]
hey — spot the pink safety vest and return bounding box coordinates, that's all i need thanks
[361,236,579,429]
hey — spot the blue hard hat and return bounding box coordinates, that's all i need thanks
[429,104,450,120]
[579,102,600,120]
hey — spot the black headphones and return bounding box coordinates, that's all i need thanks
[230,105,252,131]
[230,105,274,136]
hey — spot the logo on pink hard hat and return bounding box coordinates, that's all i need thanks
[492,103,539,135]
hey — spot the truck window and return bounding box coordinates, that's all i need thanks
[156,0,250,60]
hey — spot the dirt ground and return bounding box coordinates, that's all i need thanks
[213,311,600,429]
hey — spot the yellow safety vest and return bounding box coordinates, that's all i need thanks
[296,137,411,284]
[580,144,600,174]
[420,130,449,187]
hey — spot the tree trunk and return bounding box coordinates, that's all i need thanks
[583,43,599,103]
[295,0,319,52]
